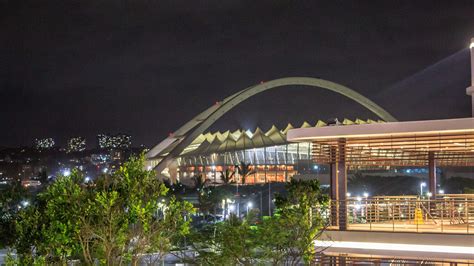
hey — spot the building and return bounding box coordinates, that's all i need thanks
[160,119,384,184]
[34,138,55,150]
[97,133,132,149]
[66,137,86,153]
[145,38,474,263]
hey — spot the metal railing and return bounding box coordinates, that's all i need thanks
[329,195,474,234]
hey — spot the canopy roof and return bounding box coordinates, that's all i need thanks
[174,118,382,156]
[288,118,474,167]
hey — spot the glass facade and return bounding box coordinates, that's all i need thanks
[176,142,315,184]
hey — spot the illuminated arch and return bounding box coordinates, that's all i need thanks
[146,77,397,176]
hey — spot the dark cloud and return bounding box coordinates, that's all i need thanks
[1,0,473,147]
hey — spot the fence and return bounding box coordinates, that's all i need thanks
[329,195,474,234]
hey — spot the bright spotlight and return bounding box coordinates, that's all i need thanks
[62,169,71,177]
[346,192,351,197]
[21,200,29,207]
[427,192,433,197]
[84,176,91,183]
[247,202,253,208]
[363,192,369,198]
[439,189,445,194]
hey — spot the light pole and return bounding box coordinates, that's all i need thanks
[247,202,252,214]
[268,181,272,216]
[420,182,426,197]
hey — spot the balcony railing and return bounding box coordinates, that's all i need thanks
[329,195,474,234]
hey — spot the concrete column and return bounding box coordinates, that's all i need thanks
[337,139,348,230]
[428,151,437,198]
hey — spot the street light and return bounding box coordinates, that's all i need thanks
[247,202,253,214]
[439,189,445,194]
[346,192,351,197]
[420,182,426,196]
[363,192,369,198]
[427,192,432,198]
[21,200,29,207]
[62,169,71,177]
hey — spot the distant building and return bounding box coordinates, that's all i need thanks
[34,138,55,150]
[97,134,132,149]
[66,137,86,153]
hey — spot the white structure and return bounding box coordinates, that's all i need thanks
[467,38,474,116]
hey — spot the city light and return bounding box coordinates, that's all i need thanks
[439,189,445,194]
[62,169,71,177]
[97,133,132,149]
[84,176,91,183]
[67,137,86,153]
[246,202,253,213]
[21,200,29,207]
[363,192,369,198]
[35,138,55,150]
[346,192,351,197]
[427,192,432,198]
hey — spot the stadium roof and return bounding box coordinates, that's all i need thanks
[153,119,385,157]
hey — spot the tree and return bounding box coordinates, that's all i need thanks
[13,154,195,265]
[260,179,329,265]
[236,162,255,185]
[0,181,27,248]
[193,213,258,265]
[192,179,329,265]
[192,174,209,192]
[15,171,86,264]
[219,168,235,185]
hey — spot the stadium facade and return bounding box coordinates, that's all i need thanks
[149,119,385,184]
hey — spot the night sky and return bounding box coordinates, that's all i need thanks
[1,0,473,148]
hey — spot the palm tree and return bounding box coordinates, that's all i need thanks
[219,168,235,185]
[236,161,255,185]
[192,174,209,193]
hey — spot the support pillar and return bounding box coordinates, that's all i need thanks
[337,139,348,230]
[330,161,338,226]
[329,140,348,229]
[428,151,437,198]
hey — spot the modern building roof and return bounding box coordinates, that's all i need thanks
[287,117,474,167]
[287,117,474,141]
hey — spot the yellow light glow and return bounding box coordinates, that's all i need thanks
[314,240,474,255]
